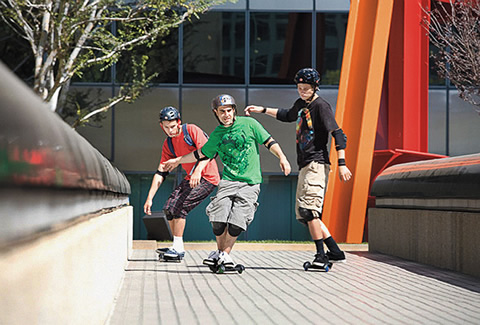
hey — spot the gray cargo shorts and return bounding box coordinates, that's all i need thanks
[206,179,260,231]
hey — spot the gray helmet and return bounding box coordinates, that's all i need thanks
[294,68,321,88]
[159,106,181,121]
[211,94,236,110]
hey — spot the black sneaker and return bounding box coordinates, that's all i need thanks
[312,253,330,268]
[326,250,346,263]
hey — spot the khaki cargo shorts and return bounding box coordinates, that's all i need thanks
[295,161,330,223]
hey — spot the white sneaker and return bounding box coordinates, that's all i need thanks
[203,250,221,266]
[218,251,234,267]
[156,246,173,254]
[164,248,185,259]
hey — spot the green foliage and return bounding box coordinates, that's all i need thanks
[0,0,228,128]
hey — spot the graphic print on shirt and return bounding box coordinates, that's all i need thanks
[219,129,249,176]
[296,108,314,151]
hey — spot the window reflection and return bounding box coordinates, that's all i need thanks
[116,29,178,84]
[317,13,348,85]
[250,13,311,84]
[183,12,245,84]
[429,43,446,86]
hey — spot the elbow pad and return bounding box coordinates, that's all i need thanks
[332,128,347,150]
[265,140,278,150]
[193,150,209,161]
[156,170,169,178]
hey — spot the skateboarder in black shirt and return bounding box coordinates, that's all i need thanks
[245,68,352,270]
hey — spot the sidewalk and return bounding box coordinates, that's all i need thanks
[107,242,480,324]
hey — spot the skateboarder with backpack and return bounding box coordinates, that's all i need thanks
[144,106,220,261]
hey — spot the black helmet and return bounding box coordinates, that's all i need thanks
[159,106,181,121]
[211,94,236,110]
[294,68,321,87]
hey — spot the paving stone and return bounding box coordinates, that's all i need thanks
[107,249,480,325]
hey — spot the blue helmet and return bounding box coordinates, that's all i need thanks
[159,106,181,121]
[294,68,321,88]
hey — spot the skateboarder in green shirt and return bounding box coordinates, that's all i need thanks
[163,94,291,270]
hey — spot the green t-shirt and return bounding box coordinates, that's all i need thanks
[201,116,271,184]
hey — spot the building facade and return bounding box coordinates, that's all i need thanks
[2,0,479,240]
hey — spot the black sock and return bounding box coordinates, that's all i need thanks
[314,239,325,256]
[324,236,341,253]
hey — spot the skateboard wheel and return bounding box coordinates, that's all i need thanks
[325,265,330,272]
[303,262,311,271]
[217,265,225,274]
[235,264,245,274]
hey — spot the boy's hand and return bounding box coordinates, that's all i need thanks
[189,171,201,188]
[162,158,181,171]
[144,199,153,215]
[338,166,352,182]
[244,105,264,116]
[280,157,291,176]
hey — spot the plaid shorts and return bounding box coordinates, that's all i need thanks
[163,178,217,219]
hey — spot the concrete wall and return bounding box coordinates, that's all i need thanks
[0,206,133,325]
[368,208,480,278]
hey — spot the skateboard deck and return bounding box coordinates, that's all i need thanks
[209,263,245,274]
[303,261,333,272]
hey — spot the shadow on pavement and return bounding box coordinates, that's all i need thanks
[350,251,480,293]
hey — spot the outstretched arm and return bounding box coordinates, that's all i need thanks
[245,105,279,118]
[264,138,291,176]
[144,164,169,215]
[162,150,206,172]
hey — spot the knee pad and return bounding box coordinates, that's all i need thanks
[212,222,227,236]
[298,207,316,222]
[227,224,243,237]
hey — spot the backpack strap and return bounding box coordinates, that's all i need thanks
[182,124,195,147]
[167,137,176,157]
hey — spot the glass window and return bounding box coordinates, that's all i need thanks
[448,90,480,156]
[428,89,447,155]
[114,88,179,171]
[74,65,111,83]
[316,0,350,11]
[74,23,115,83]
[74,86,114,160]
[211,0,246,10]
[248,87,300,172]
[0,23,35,85]
[429,44,446,86]
[250,0,313,10]
[250,13,312,84]
[116,29,178,84]
[316,13,348,85]
[183,12,245,84]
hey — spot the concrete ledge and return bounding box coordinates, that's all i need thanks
[368,207,480,278]
[133,240,368,252]
[0,206,133,325]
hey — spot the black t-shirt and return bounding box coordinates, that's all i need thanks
[276,96,339,169]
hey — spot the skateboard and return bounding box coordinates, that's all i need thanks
[209,263,245,274]
[303,261,333,272]
[156,248,184,263]
[158,253,183,262]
